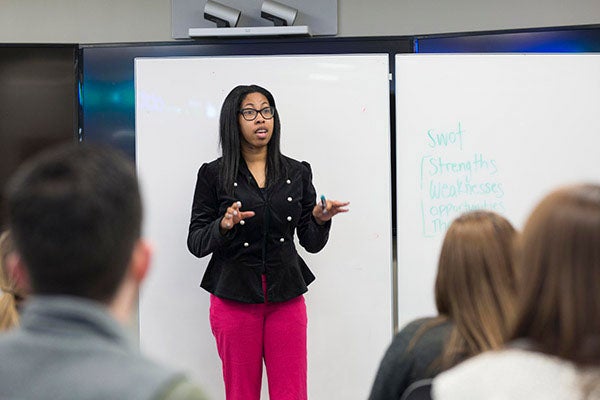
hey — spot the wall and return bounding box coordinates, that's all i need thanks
[0,0,170,43]
[0,0,599,43]
[339,0,600,36]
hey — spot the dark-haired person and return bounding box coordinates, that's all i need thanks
[0,144,207,400]
[187,84,349,400]
[433,184,600,399]
[369,211,518,400]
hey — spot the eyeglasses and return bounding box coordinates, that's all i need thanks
[239,106,275,121]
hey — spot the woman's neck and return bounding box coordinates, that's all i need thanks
[241,146,267,165]
[242,147,267,188]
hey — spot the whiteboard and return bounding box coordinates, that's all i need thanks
[135,54,392,400]
[395,53,600,328]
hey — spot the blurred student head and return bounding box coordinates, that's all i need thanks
[0,231,22,331]
[435,210,517,366]
[1,143,208,400]
[5,143,150,316]
[510,184,600,365]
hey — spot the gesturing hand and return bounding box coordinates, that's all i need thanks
[312,199,350,225]
[220,201,256,233]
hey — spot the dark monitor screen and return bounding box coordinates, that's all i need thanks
[415,25,600,53]
[0,45,78,229]
[80,37,413,160]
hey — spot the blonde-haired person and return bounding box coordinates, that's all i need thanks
[368,211,518,400]
[434,184,600,400]
[0,230,23,331]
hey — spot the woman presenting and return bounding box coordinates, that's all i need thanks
[187,84,349,400]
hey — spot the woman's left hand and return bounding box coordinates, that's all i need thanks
[313,199,350,225]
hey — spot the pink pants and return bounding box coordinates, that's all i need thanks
[209,276,308,400]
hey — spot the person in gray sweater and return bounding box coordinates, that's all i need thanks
[0,143,208,400]
[369,211,518,400]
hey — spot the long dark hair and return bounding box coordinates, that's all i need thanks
[219,84,282,194]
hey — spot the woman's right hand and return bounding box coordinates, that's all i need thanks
[219,201,255,234]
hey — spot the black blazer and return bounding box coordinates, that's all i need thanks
[187,156,331,303]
